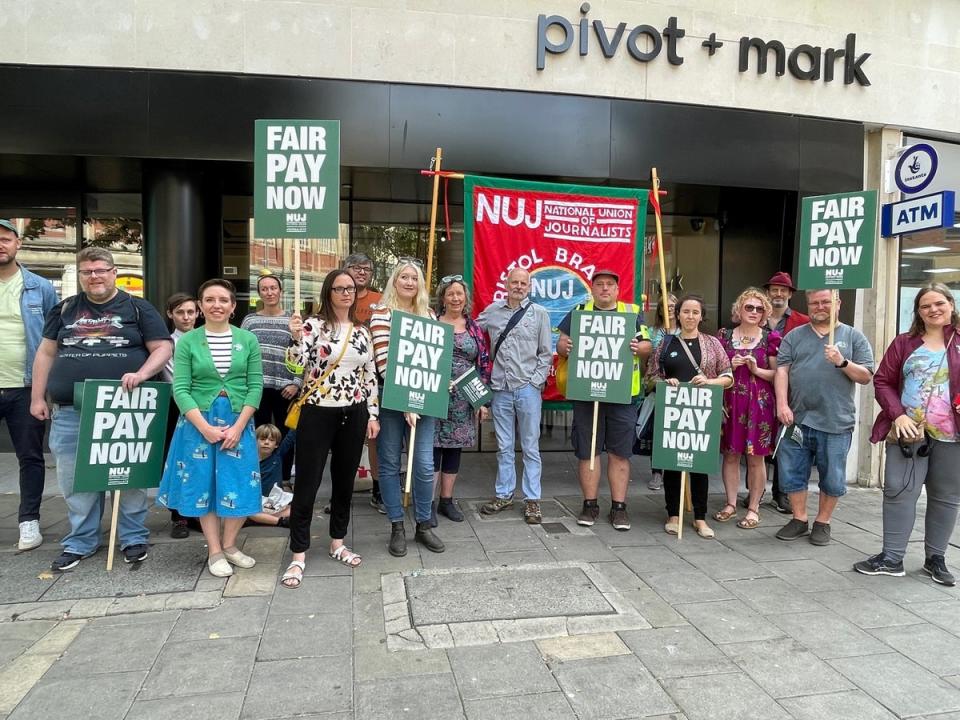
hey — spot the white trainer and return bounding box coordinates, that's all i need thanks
[18,520,43,551]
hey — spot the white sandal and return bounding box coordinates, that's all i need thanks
[329,545,362,568]
[281,560,305,589]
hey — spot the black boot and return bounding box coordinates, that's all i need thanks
[430,500,439,528]
[415,522,445,553]
[389,521,407,557]
[438,497,464,522]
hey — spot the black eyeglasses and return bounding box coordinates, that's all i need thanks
[331,286,357,295]
[441,274,464,284]
[347,264,372,274]
[397,256,424,269]
[78,267,115,278]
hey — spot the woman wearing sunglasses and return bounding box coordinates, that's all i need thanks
[432,275,492,524]
[856,283,960,586]
[715,288,781,530]
[370,258,445,556]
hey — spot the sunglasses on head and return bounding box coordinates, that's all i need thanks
[397,256,424,269]
[441,274,464,284]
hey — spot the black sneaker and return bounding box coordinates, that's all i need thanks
[370,492,386,514]
[771,494,792,514]
[924,554,957,586]
[609,506,631,531]
[853,553,905,577]
[809,521,831,546]
[123,544,149,563]
[170,519,189,539]
[577,502,600,527]
[775,518,810,541]
[51,551,83,572]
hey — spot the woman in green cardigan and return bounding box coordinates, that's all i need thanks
[157,279,264,577]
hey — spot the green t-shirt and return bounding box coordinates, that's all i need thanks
[0,271,26,387]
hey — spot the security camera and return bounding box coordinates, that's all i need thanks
[690,218,705,233]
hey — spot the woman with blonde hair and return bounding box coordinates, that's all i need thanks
[370,259,445,557]
[716,287,781,530]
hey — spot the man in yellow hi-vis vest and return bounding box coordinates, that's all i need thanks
[557,270,652,531]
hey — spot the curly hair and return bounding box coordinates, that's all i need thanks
[730,287,772,325]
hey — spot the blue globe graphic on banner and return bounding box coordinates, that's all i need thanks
[528,266,591,349]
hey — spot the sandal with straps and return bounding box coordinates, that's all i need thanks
[329,545,362,568]
[281,560,305,589]
[737,509,761,530]
[713,505,737,522]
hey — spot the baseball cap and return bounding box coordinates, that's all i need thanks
[593,269,620,283]
[0,219,19,237]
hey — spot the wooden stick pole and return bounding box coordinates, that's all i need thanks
[677,472,687,540]
[293,240,301,315]
[828,289,837,346]
[651,168,671,332]
[424,147,444,292]
[402,421,417,508]
[589,401,599,471]
[106,490,121,571]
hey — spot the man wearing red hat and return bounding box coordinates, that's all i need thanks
[765,272,809,337]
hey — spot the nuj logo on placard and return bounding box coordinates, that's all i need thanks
[108,467,131,482]
[825,269,844,285]
[677,452,694,467]
[590,381,607,396]
[285,213,307,233]
[409,391,426,409]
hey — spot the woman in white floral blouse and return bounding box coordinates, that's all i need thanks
[282,270,380,587]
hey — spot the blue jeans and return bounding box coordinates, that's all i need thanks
[0,387,46,522]
[491,384,542,500]
[377,407,436,523]
[50,405,149,555]
[777,423,851,498]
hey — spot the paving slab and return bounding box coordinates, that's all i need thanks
[168,596,271,642]
[618,588,688,628]
[126,692,245,720]
[681,550,773,582]
[769,610,896,659]
[817,588,925,629]
[8,670,146,720]
[419,540,490,570]
[675,599,785,645]
[620,626,738,679]
[869,622,960,676]
[269,574,352,615]
[449,641,559,700]
[777,690,898,720]
[904,600,960,637]
[39,542,205,600]
[464,691,577,720]
[720,637,854,698]
[0,551,63,603]
[536,632,631,665]
[542,534,620,562]
[829,652,960,717]
[241,656,352,719]
[845,569,956,604]
[721,576,822,615]
[257,611,352,660]
[486,549,554,566]
[614,545,694,575]
[762,558,856,592]
[43,615,171,676]
[0,620,56,665]
[353,643,451,683]
[140,636,259,700]
[405,566,614,625]
[662,672,792,720]
[640,570,733,604]
[553,654,678,719]
[472,523,546,553]
[355,673,465,720]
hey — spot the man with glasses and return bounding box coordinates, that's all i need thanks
[477,268,552,523]
[0,219,58,551]
[774,289,873,546]
[343,253,384,510]
[31,248,172,571]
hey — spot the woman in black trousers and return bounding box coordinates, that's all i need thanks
[281,270,380,588]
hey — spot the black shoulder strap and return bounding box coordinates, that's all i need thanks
[492,301,532,361]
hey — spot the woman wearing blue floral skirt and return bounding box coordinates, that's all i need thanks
[157,278,264,577]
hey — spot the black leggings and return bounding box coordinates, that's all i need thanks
[289,403,368,552]
[255,386,295,481]
[664,470,709,521]
[433,447,463,474]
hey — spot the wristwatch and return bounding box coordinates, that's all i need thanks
[835,359,849,369]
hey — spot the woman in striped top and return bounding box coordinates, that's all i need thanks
[281,270,380,586]
[157,279,264,578]
[370,260,446,558]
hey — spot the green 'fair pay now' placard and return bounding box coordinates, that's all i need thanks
[253,119,340,239]
[381,312,454,419]
[652,383,723,475]
[74,380,171,492]
[565,310,636,404]
[797,190,878,290]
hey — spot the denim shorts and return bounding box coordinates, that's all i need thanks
[776,423,851,497]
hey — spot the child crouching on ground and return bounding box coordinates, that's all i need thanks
[247,424,296,527]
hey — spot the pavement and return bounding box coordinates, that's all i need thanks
[2,450,960,720]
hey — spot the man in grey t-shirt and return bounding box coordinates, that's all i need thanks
[774,289,874,546]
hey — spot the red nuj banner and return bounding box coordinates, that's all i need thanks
[463,176,647,401]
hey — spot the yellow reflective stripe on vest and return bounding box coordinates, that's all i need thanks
[582,301,642,396]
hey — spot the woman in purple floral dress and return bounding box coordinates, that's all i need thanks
[716,288,781,530]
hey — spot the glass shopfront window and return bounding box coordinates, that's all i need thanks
[83,193,144,297]
[0,208,78,297]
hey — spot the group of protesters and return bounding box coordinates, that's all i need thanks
[2,215,959,588]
